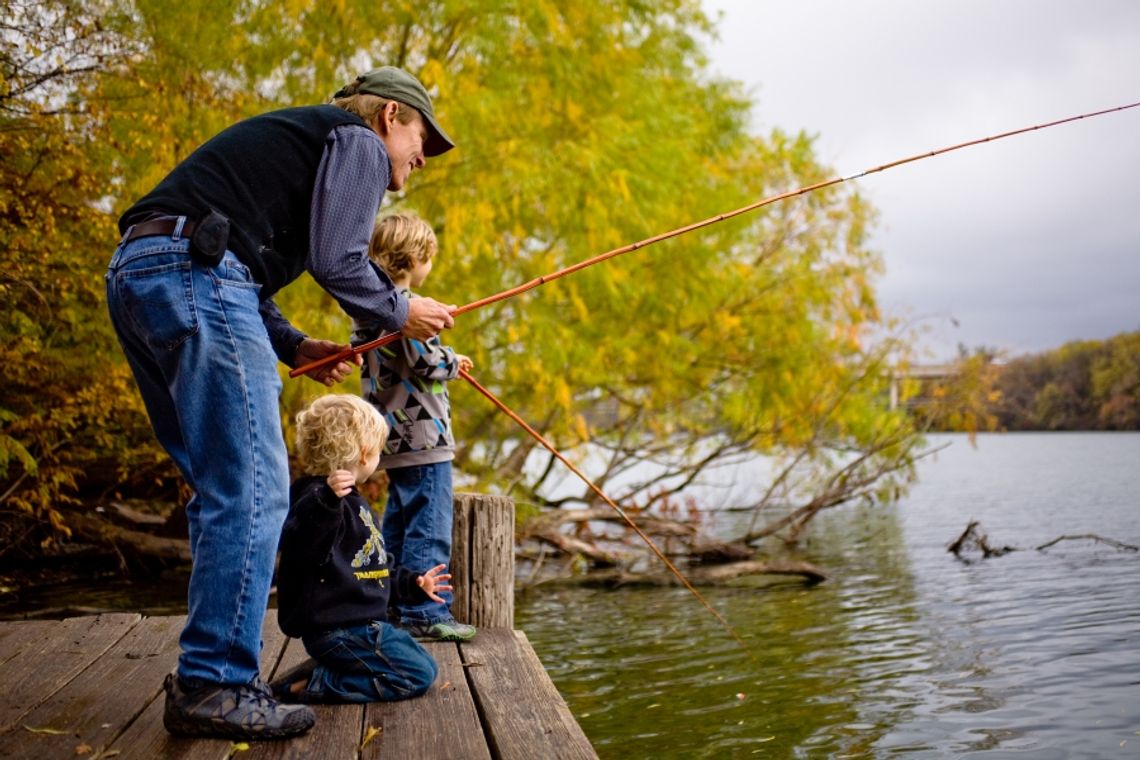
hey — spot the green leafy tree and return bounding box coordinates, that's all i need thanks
[5,0,927,562]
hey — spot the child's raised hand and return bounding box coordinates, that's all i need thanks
[457,354,474,373]
[326,469,356,497]
[415,564,453,604]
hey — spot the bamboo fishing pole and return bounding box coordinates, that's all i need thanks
[290,100,1140,379]
[458,368,757,659]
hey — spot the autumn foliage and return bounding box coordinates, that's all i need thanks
[3,0,933,564]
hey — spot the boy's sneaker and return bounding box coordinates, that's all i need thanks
[268,658,318,703]
[162,672,316,740]
[405,618,477,641]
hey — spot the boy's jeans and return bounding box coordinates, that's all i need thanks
[300,621,437,702]
[106,233,289,686]
[382,462,454,624]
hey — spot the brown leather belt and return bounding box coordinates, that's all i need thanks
[122,217,197,243]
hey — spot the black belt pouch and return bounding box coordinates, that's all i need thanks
[189,210,229,267]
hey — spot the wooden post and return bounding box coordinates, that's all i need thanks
[450,492,514,628]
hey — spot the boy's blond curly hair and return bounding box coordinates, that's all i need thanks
[368,212,437,279]
[295,394,388,475]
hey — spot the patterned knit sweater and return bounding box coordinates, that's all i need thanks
[352,290,459,469]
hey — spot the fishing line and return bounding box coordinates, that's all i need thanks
[290,100,1140,379]
[458,368,759,662]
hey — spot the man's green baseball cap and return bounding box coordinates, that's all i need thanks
[333,66,455,157]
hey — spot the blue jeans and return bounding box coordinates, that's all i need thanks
[382,462,454,624]
[301,621,437,702]
[105,230,289,686]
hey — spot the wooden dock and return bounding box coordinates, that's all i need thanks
[0,494,584,758]
[0,612,597,759]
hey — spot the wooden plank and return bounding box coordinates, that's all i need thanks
[111,612,293,760]
[461,629,596,760]
[0,613,142,735]
[2,614,180,759]
[361,640,491,760]
[0,620,60,666]
[0,618,598,760]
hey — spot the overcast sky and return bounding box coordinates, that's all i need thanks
[700,1,1140,361]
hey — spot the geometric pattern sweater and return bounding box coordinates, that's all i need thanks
[352,290,459,470]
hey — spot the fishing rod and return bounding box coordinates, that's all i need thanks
[458,368,757,660]
[289,100,1140,379]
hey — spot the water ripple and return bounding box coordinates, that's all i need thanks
[520,434,1140,758]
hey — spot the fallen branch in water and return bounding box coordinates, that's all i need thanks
[520,507,825,585]
[66,510,192,568]
[562,559,828,588]
[947,520,1016,559]
[1035,534,1138,552]
[949,521,1138,560]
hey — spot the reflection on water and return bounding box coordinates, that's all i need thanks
[518,434,1140,758]
[0,568,192,620]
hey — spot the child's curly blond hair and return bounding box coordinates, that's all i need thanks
[295,394,388,475]
[368,212,437,279]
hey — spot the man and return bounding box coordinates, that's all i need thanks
[105,66,455,740]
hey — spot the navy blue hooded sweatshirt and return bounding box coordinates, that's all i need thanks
[277,475,426,638]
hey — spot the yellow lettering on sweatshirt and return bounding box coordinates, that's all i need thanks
[353,569,390,581]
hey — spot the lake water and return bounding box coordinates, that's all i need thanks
[516,433,1140,758]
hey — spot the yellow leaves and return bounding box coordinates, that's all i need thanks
[22,725,66,735]
[572,413,591,443]
[567,288,590,322]
[420,59,448,92]
[564,99,584,124]
[554,379,573,413]
[47,509,73,539]
[360,725,383,749]
[712,309,743,338]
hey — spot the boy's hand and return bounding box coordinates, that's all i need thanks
[457,354,473,373]
[415,564,453,604]
[326,469,356,497]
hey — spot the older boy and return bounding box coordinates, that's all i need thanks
[354,213,476,641]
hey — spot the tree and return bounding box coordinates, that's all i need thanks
[4,0,926,571]
[1091,332,1140,429]
[0,0,172,560]
[991,332,1140,431]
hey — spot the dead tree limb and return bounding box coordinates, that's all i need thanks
[520,506,822,584]
[529,530,621,567]
[523,507,752,563]
[950,522,1138,560]
[1035,534,1138,552]
[947,520,1016,559]
[577,559,827,587]
[65,510,192,567]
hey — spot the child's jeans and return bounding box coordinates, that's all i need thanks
[382,461,454,625]
[300,621,437,702]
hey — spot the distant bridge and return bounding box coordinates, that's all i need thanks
[889,363,958,410]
